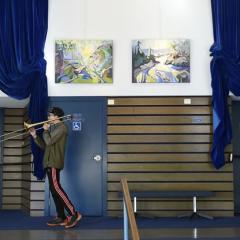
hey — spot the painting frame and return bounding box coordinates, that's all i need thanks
[55,39,113,84]
[132,39,190,83]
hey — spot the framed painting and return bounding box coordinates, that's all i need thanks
[55,40,113,84]
[132,39,190,83]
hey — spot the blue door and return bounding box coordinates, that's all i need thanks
[45,97,107,216]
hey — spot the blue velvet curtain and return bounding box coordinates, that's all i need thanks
[0,0,48,179]
[210,0,240,168]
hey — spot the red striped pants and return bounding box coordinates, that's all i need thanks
[46,167,76,219]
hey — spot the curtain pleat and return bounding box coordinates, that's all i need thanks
[0,0,49,179]
[210,0,240,168]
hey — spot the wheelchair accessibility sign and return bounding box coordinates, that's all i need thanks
[72,121,81,131]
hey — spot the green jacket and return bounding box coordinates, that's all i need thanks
[34,122,68,170]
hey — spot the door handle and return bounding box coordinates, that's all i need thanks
[93,155,102,162]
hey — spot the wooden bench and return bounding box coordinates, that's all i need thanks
[119,191,215,219]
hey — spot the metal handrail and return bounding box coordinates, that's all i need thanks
[121,178,140,240]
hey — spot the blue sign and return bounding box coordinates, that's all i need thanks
[72,121,81,131]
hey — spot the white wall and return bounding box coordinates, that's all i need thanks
[45,0,213,96]
[0,0,214,101]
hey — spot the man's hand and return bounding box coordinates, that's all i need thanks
[43,123,50,131]
[29,127,37,139]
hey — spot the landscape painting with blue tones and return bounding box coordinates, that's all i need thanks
[132,40,190,83]
[55,40,113,84]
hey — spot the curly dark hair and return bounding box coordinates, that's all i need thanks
[48,107,64,119]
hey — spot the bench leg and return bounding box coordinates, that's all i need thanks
[178,196,214,220]
[134,197,137,213]
[196,212,214,220]
[179,211,213,220]
[178,197,197,218]
[178,212,193,218]
[193,196,197,213]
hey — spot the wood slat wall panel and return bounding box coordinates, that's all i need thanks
[2,134,24,141]
[30,181,45,191]
[4,109,25,115]
[2,173,22,180]
[22,165,32,172]
[108,135,212,143]
[3,156,29,163]
[108,116,212,124]
[22,107,45,216]
[2,189,22,196]
[108,97,212,106]
[2,205,22,210]
[21,109,34,215]
[3,149,32,158]
[108,144,216,152]
[108,153,229,162]
[2,165,22,172]
[30,192,45,201]
[4,116,24,124]
[22,154,31,163]
[4,148,23,155]
[2,181,22,188]
[4,124,24,132]
[2,197,21,204]
[108,191,234,201]
[22,146,32,155]
[30,211,46,217]
[30,201,44,210]
[1,109,23,210]
[108,201,234,210]
[4,141,25,148]
[22,181,30,189]
[108,125,212,134]
[1,108,44,216]
[108,106,211,115]
[108,172,233,182]
[108,163,232,172]
[108,182,233,191]
[107,96,233,217]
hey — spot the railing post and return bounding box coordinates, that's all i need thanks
[121,178,140,240]
[123,198,128,240]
